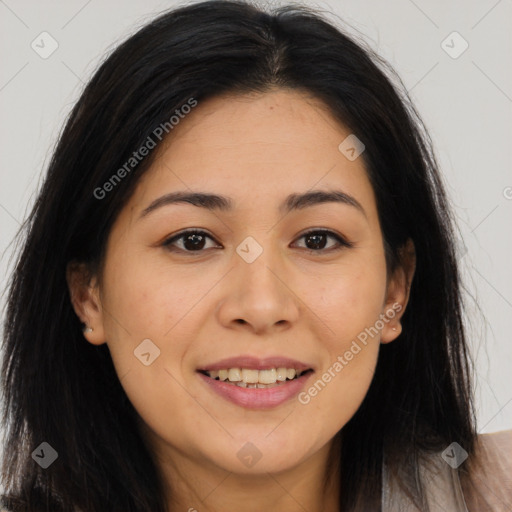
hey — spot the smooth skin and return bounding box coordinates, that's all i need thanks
[67,88,415,512]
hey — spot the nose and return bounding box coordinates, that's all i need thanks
[215,246,301,335]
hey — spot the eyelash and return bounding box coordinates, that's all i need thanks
[162,229,353,255]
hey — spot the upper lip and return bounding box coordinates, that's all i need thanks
[197,355,314,372]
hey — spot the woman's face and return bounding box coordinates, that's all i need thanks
[69,89,410,479]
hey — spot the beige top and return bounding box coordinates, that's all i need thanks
[1,430,511,511]
[382,429,512,511]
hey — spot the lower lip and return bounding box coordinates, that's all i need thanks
[197,371,313,409]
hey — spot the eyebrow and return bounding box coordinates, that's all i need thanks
[138,189,366,220]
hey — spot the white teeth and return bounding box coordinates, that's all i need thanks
[258,368,277,384]
[276,367,287,381]
[242,369,259,384]
[228,368,242,382]
[204,367,308,384]
[286,369,296,379]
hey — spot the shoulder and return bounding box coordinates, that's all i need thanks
[461,429,512,511]
[383,434,512,511]
[475,427,512,451]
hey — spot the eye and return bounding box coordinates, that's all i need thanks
[162,230,220,253]
[293,229,353,253]
[162,228,353,254]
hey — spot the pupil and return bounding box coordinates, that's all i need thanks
[184,233,205,250]
[306,233,326,250]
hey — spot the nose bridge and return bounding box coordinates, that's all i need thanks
[235,232,288,300]
[216,232,300,333]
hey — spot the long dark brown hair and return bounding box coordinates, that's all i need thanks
[1,1,477,510]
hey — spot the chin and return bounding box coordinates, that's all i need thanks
[202,435,310,475]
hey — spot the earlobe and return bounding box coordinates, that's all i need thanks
[380,305,403,344]
[66,261,106,345]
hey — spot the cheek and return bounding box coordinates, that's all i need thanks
[300,316,381,436]
[99,256,204,442]
[102,253,199,338]
[100,252,222,385]
[313,263,387,342]
[299,260,385,421]
[296,338,380,449]
[98,254,181,374]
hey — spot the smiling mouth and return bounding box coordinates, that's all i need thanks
[197,368,313,388]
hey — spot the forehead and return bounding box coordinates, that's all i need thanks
[127,89,377,218]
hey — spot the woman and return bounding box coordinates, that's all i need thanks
[1,1,510,510]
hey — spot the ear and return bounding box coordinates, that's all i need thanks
[66,261,106,345]
[380,239,416,344]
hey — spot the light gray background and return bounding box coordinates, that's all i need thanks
[1,0,511,451]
